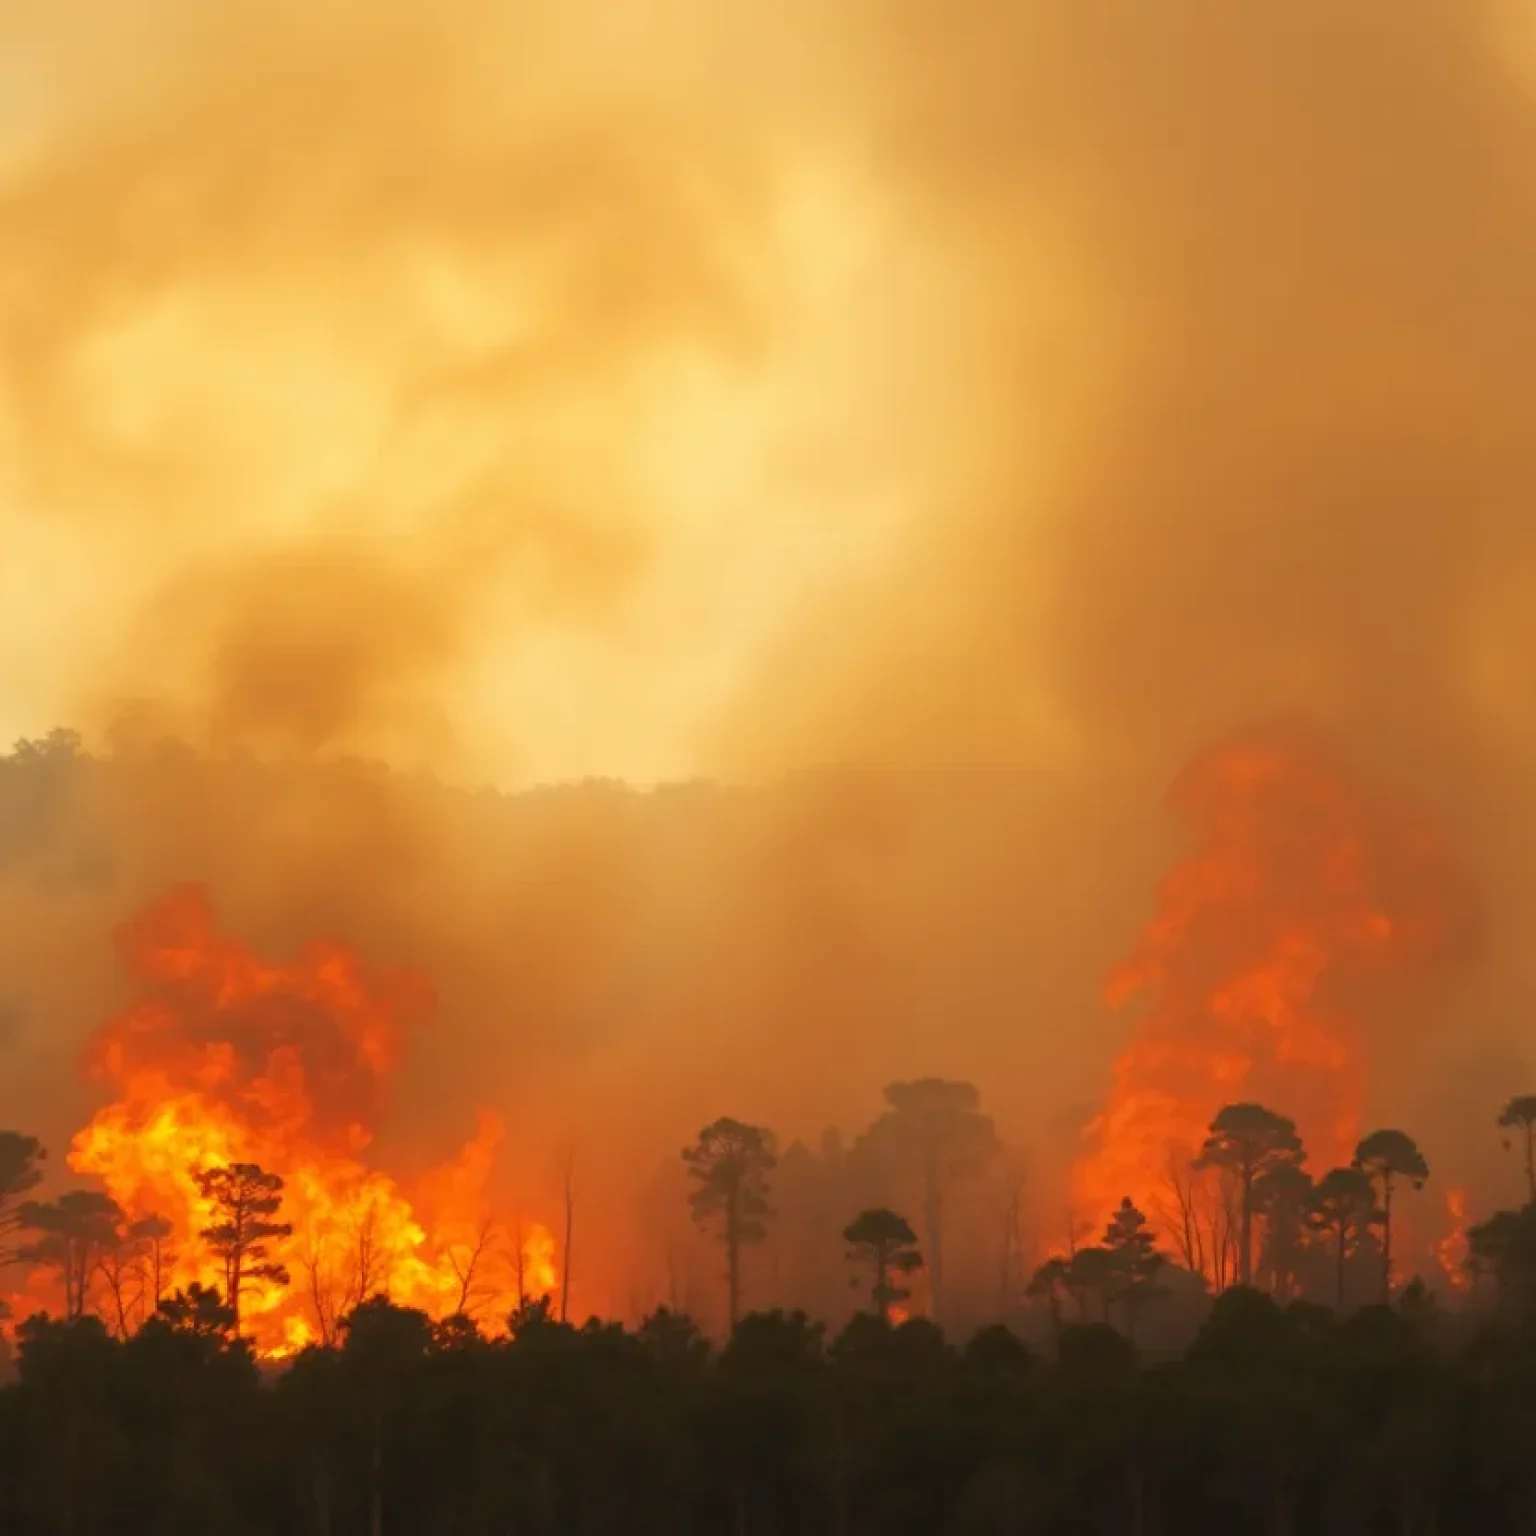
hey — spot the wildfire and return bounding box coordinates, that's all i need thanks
[61,885,556,1355]
[1433,1188,1471,1293]
[1072,722,1471,1249]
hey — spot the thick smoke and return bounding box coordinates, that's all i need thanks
[1,1,1534,1314]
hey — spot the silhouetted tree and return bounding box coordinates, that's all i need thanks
[1498,1095,1536,1202]
[1027,1254,1072,1339]
[509,1292,555,1334]
[339,1296,435,1536]
[683,1118,776,1332]
[1465,1206,1536,1322]
[444,1217,499,1323]
[18,1191,123,1320]
[1067,1244,1116,1323]
[1194,1103,1304,1287]
[133,1212,176,1308]
[638,1305,712,1371]
[0,1131,45,1264]
[195,1161,292,1335]
[1252,1161,1314,1301]
[557,1142,577,1323]
[1310,1166,1377,1308]
[156,1281,238,1339]
[865,1078,998,1323]
[1353,1128,1429,1304]
[96,1211,176,1337]
[1102,1197,1165,1342]
[8,1311,120,1531]
[843,1207,923,1323]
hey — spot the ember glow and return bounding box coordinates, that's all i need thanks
[63,885,555,1355]
[1071,724,1473,1251]
[1434,1189,1472,1294]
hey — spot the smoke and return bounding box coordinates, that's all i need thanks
[2,0,1535,1311]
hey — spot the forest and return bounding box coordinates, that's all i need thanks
[5,0,1536,1525]
[5,1087,1536,1534]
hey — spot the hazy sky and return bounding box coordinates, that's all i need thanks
[5,1,1536,1307]
[0,1,1000,785]
[3,0,1535,796]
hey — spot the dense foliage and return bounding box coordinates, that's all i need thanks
[8,1091,1536,1531]
[4,1281,1536,1534]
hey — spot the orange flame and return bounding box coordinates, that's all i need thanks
[61,885,555,1355]
[1072,724,1471,1252]
[1433,1188,1471,1293]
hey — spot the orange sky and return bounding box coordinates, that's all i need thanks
[0,0,1080,787]
[4,0,1536,1325]
[4,2,1533,794]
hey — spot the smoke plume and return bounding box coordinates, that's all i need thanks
[1,0,1534,1315]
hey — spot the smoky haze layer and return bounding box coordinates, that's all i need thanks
[3,1,1534,790]
[1,3,1534,1311]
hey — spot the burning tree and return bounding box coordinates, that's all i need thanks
[683,1117,776,1332]
[843,1207,923,1324]
[196,1162,292,1336]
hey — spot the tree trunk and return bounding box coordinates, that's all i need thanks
[924,1172,944,1324]
[311,1465,332,1536]
[556,1155,574,1327]
[560,1186,573,1325]
[230,1252,244,1335]
[726,1200,740,1333]
[1240,1166,1254,1288]
[875,1251,889,1322]
[1381,1177,1394,1305]
[369,1416,383,1536]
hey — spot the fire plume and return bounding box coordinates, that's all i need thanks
[1072,723,1472,1249]
[65,885,555,1355]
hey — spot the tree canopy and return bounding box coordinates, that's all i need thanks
[843,1207,923,1323]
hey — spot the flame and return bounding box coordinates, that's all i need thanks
[1072,724,1469,1250]
[1433,1188,1471,1293]
[59,885,555,1355]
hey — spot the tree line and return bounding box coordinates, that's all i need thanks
[1025,1104,1440,1340]
[9,1086,1536,1351]
[6,1088,1536,1530]
[0,1139,293,1339]
[7,1222,1536,1530]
